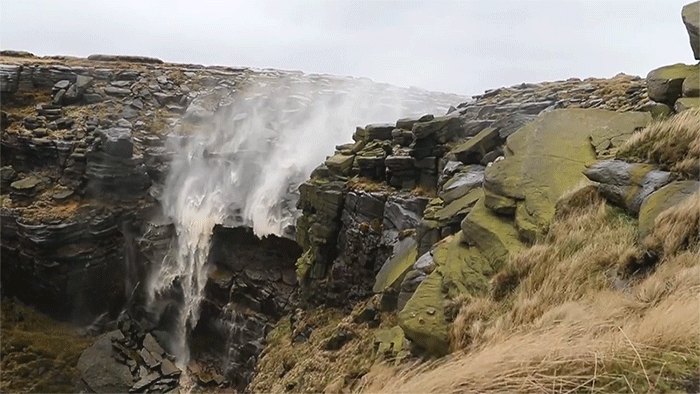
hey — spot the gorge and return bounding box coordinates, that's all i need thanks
[2,2,700,393]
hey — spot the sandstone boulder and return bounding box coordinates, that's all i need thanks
[646,64,697,105]
[374,236,417,293]
[682,70,699,97]
[675,97,700,112]
[461,197,524,268]
[682,1,700,60]
[484,109,651,241]
[584,160,672,215]
[638,180,699,239]
[398,270,449,355]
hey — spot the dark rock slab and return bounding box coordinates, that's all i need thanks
[78,331,134,394]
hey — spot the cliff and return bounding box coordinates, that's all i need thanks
[1,2,699,393]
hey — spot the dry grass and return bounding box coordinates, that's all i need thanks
[357,185,700,394]
[347,176,391,193]
[617,107,700,177]
[642,191,700,259]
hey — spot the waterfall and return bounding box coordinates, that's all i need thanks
[145,72,462,368]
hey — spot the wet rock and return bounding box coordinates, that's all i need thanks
[78,331,134,394]
[438,165,484,204]
[374,236,417,293]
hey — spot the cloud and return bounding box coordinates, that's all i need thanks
[0,0,693,95]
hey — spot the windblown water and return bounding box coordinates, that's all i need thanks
[146,71,465,368]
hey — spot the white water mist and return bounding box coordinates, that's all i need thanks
[147,70,465,367]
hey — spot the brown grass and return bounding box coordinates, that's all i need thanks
[347,176,390,193]
[617,107,700,177]
[357,185,700,394]
[642,191,700,258]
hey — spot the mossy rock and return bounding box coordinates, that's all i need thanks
[433,188,482,223]
[646,63,697,105]
[682,70,699,97]
[461,196,525,269]
[325,153,355,175]
[398,270,449,356]
[374,326,406,356]
[638,180,699,240]
[374,237,417,293]
[484,109,650,241]
[451,126,501,164]
[483,187,516,215]
[674,97,700,113]
[432,232,492,298]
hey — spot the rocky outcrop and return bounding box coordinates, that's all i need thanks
[293,73,655,356]
[0,53,467,391]
[646,64,698,106]
[77,321,181,394]
[644,9,700,115]
[484,109,651,242]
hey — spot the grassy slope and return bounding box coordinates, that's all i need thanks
[357,111,700,393]
[1,298,94,393]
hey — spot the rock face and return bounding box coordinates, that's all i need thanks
[0,53,467,391]
[484,109,651,241]
[682,1,700,60]
[293,74,655,356]
[0,43,685,391]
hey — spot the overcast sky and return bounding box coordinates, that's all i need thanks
[0,0,695,95]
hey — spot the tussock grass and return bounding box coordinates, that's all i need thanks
[358,185,700,394]
[642,191,700,258]
[617,107,700,177]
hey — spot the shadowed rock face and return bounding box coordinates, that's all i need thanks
[1,54,466,390]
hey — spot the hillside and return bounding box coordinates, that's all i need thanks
[1,2,699,393]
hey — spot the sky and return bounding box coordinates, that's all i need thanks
[0,0,695,95]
